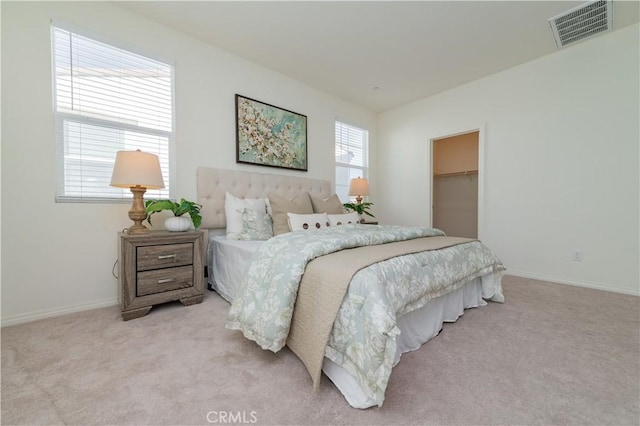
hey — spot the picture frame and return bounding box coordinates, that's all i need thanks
[235,94,308,171]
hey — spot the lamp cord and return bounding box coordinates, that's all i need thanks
[113,227,130,277]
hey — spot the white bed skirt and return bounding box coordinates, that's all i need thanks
[323,272,502,409]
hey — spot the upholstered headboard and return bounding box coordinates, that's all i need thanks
[197,167,332,229]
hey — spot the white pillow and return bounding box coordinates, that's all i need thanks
[225,192,267,240]
[328,212,359,226]
[287,213,330,232]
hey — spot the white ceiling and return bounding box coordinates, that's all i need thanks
[115,1,640,112]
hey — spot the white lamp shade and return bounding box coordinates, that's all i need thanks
[110,150,165,189]
[348,177,369,197]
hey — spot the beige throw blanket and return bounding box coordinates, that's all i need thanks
[286,235,474,389]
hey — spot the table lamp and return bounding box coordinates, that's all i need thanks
[110,150,165,234]
[348,177,369,204]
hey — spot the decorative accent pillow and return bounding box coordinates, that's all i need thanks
[237,209,273,241]
[225,192,267,240]
[287,213,330,231]
[268,193,313,235]
[328,212,359,226]
[309,193,344,214]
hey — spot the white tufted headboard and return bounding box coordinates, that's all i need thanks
[197,167,332,229]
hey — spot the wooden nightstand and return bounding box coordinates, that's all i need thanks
[118,230,204,320]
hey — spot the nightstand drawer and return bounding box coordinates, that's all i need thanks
[137,243,193,271]
[137,265,194,296]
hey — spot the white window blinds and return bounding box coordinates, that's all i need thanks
[335,121,369,202]
[52,23,174,201]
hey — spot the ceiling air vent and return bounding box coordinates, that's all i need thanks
[548,0,613,48]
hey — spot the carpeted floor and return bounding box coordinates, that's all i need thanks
[1,275,639,425]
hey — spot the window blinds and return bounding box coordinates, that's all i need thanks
[52,24,174,201]
[335,121,369,202]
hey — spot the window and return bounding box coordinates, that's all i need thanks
[52,23,174,202]
[335,121,369,202]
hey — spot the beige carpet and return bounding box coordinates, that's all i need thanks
[1,275,639,425]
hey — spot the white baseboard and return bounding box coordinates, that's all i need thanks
[506,270,640,296]
[1,298,119,328]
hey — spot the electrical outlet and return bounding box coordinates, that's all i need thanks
[572,251,583,262]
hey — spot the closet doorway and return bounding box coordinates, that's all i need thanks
[432,131,479,238]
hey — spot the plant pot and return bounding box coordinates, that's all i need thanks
[164,216,192,232]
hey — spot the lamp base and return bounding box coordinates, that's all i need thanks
[127,223,149,234]
[127,186,149,234]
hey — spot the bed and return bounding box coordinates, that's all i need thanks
[197,167,505,408]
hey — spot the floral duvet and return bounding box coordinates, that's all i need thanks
[226,225,505,406]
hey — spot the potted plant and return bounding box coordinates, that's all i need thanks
[145,198,203,232]
[343,201,375,223]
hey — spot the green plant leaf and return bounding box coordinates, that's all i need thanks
[144,199,177,227]
[144,198,202,228]
[189,211,202,229]
[145,200,175,213]
[343,201,375,217]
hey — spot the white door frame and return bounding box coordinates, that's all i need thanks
[429,123,486,240]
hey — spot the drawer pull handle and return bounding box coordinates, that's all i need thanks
[157,278,176,284]
[157,254,177,260]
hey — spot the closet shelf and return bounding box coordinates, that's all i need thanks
[433,170,478,178]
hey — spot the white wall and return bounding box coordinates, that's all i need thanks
[2,2,637,327]
[378,24,640,295]
[0,1,377,325]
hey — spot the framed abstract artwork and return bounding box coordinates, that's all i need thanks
[235,94,308,171]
